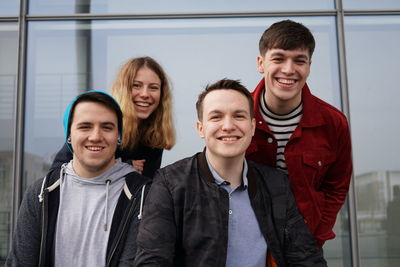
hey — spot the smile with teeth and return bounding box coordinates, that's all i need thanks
[86,146,104,151]
[276,78,296,85]
[135,102,151,107]
[219,136,240,141]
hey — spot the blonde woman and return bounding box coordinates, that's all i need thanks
[51,57,175,178]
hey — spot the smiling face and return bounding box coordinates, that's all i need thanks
[131,66,161,120]
[196,89,256,164]
[69,101,119,178]
[257,48,311,114]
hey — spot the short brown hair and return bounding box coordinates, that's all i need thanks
[259,20,315,58]
[196,79,254,121]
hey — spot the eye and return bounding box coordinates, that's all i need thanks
[210,115,221,121]
[234,114,247,120]
[272,57,283,62]
[132,83,141,89]
[103,125,114,131]
[78,125,90,130]
[295,59,307,64]
[149,86,160,91]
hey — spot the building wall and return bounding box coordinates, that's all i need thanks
[1,1,399,266]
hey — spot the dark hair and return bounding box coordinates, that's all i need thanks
[67,91,123,139]
[196,79,254,121]
[259,20,315,58]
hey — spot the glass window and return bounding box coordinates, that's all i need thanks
[0,1,19,16]
[25,16,346,265]
[28,0,334,15]
[345,15,400,267]
[0,22,18,264]
[343,0,400,10]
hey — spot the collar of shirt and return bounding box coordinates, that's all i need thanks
[205,153,248,190]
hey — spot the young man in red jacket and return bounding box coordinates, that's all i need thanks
[246,20,353,247]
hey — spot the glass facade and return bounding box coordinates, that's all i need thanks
[345,15,400,267]
[28,0,334,15]
[0,22,18,264]
[0,1,19,15]
[2,1,400,266]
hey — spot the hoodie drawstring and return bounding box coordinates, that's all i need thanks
[137,184,146,220]
[104,179,111,231]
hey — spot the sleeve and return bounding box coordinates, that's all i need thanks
[120,146,163,178]
[283,177,327,266]
[314,117,352,246]
[5,181,43,267]
[117,183,151,267]
[134,171,176,266]
[49,143,73,171]
[142,149,163,178]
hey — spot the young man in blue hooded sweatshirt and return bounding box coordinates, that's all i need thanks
[6,91,150,267]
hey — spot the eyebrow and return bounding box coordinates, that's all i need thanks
[270,52,309,60]
[207,109,250,116]
[133,80,161,86]
[75,121,116,127]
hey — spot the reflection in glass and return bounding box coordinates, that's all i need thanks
[0,1,19,16]
[28,0,333,15]
[24,17,349,265]
[0,22,18,264]
[345,16,400,267]
[343,0,400,10]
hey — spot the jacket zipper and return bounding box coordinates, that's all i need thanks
[39,189,48,267]
[106,183,147,267]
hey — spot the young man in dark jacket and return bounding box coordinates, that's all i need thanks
[135,79,326,267]
[246,20,352,247]
[6,91,150,267]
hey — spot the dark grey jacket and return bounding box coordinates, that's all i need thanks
[135,151,327,267]
[6,166,151,267]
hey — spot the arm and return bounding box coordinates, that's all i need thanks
[49,143,73,171]
[121,145,163,178]
[134,171,176,266]
[5,180,43,266]
[284,179,327,266]
[314,118,352,246]
[141,148,163,178]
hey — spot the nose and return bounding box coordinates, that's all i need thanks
[221,117,235,132]
[139,87,149,98]
[88,128,102,142]
[281,60,295,75]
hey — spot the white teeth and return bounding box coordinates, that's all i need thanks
[136,102,150,107]
[277,78,295,84]
[87,146,102,151]
[221,137,238,141]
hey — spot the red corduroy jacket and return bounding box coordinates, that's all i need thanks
[247,78,353,247]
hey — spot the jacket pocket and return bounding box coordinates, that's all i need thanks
[302,151,335,189]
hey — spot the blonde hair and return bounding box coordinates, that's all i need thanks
[111,57,175,150]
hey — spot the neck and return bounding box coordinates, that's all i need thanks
[72,158,116,178]
[206,151,244,189]
[264,89,302,115]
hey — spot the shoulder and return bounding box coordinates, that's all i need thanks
[125,171,152,191]
[248,160,291,190]
[154,154,199,184]
[307,92,349,124]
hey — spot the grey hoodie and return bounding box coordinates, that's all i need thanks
[55,159,134,267]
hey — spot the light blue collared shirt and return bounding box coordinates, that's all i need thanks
[205,155,267,267]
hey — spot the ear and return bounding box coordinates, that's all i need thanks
[251,118,256,137]
[257,56,264,74]
[196,121,205,139]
